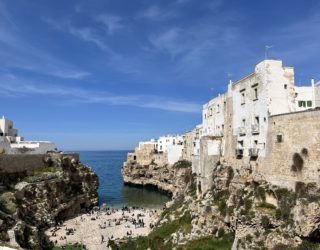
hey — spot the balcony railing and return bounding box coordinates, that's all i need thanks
[249,148,259,157]
[251,124,260,134]
[235,148,244,157]
[238,127,246,136]
[214,130,224,137]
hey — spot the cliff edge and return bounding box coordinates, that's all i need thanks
[0,153,99,249]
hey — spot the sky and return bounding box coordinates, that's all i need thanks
[1,0,320,150]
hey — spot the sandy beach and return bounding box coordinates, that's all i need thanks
[46,207,161,250]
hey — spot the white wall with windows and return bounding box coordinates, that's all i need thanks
[157,135,183,153]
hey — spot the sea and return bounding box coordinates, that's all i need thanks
[77,151,170,208]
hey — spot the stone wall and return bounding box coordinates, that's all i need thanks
[198,136,221,195]
[258,109,320,190]
[0,153,79,174]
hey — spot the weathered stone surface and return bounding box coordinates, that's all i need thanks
[0,154,99,249]
[122,160,192,198]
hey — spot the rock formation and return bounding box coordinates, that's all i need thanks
[0,154,99,249]
[122,159,192,198]
[120,158,320,249]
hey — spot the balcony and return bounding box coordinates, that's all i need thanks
[235,148,244,158]
[214,130,224,137]
[251,124,260,134]
[249,148,259,157]
[238,127,246,136]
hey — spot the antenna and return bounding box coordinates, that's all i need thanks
[265,45,273,60]
[227,73,233,84]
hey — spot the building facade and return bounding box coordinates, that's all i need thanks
[0,116,56,154]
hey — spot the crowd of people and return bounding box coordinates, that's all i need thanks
[47,205,160,248]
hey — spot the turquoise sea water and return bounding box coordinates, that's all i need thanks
[77,151,170,208]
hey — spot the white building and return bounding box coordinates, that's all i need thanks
[138,139,157,150]
[157,135,183,153]
[200,59,320,161]
[202,94,226,137]
[230,60,297,158]
[0,116,56,154]
[156,135,184,165]
[294,79,320,111]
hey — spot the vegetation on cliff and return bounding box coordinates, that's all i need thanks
[0,154,99,249]
[121,158,320,249]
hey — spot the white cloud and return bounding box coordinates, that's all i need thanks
[0,74,201,113]
[0,10,90,80]
[137,5,175,21]
[95,14,123,35]
[149,28,186,58]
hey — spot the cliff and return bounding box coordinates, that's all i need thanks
[120,159,320,249]
[122,160,193,198]
[0,153,99,249]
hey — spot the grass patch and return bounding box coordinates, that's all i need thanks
[51,244,84,250]
[274,188,296,221]
[176,233,234,250]
[114,211,192,250]
[257,202,276,210]
[23,166,62,183]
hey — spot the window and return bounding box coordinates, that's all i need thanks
[217,104,220,113]
[298,101,306,107]
[209,108,213,116]
[238,140,244,147]
[264,117,267,122]
[242,119,246,127]
[254,140,258,147]
[241,91,245,104]
[253,88,258,100]
[277,134,283,143]
[204,114,207,119]
[307,101,312,107]
[255,116,260,125]
[284,84,287,89]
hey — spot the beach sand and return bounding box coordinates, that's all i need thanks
[46,207,161,250]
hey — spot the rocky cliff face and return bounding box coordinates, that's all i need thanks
[122,160,192,198]
[0,154,99,249]
[121,159,320,249]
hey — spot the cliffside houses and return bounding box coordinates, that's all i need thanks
[127,59,320,194]
[0,116,56,154]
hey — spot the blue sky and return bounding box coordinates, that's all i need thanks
[1,0,320,150]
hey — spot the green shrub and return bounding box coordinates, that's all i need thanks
[255,186,266,201]
[0,192,16,214]
[116,211,192,249]
[257,202,276,210]
[177,233,234,250]
[261,216,270,229]
[217,228,225,238]
[245,234,253,243]
[218,199,227,216]
[244,198,252,211]
[172,160,192,169]
[275,188,296,220]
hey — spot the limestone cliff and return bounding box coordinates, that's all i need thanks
[120,159,320,249]
[122,160,192,198]
[0,154,99,249]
